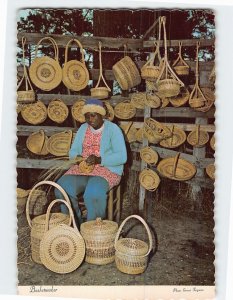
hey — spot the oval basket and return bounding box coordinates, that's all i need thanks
[26,130,49,155]
[114,100,136,120]
[80,218,118,265]
[103,101,114,121]
[40,199,85,274]
[145,92,161,108]
[210,135,215,151]
[159,125,186,149]
[206,164,215,180]
[140,146,159,166]
[139,168,161,191]
[114,215,153,275]
[47,130,73,157]
[187,125,209,148]
[143,118,171,144]
[48,99,69,124]
[78,160,95,174]
[157,153,196,181]
[169,87,190,107]
[71,99,86,123]
[130,92,146,109]
[21,101,47,125]
[26,180,72,264]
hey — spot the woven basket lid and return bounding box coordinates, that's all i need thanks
[79,160,95,174]
[71,99,86,123]
[26,130,49,155]
[140,146,159,165]
[21,101,47,125]
[169,87,190,107]
[139,168,161,191]
[131,92,146,109]
[115,238,149,256]
[103,101,114,121]
[206,164,215,180]
[48,99,69,123]
[210,135,215,151]
[81,218,118,236]
[17,188,30,198]
[114,101,136,120]
[47,130,73,156]
[157,153,196,181]
[159,125,186,149]
[187,125,209,148]
[145,92,161,108]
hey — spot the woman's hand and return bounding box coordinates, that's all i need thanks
[86,155,101,166]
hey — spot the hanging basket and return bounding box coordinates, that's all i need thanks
[172,42,190,76]
[26,130,49,155]
[114,215,153,275]
[157,79,181,98]
[29,37,62,91]
[145,80,158,92]
[157,153,196,181]
[143,117,171,144]
[62,39,89,92]
[140,146,159,166]
[17,188,30,215]
[103,101,114,121]
[187,125,209,148]
[80,218,118,265]
[206,164,215,180]
[40,199,85,274]
[26,180,72,264]
[139,168,160,192]
[169,87,190,107]
[112,55,141,90]
[194,88,215,112]
[48,99,69,124]
[71,99,86,123]
[79,160,95,174]
[210,135,215,151]
[47,130,73,157]
[145,92,161,108]
[159,125,186,149]
[131,92,146,109]
[21,101,47,125]
[114,100,136,120]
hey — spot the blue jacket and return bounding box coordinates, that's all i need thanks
[69,120,127,175]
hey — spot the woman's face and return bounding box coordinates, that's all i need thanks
[85,112,104,129]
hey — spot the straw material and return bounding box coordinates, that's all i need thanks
[80,218,118,265]
[187,125,209,148]
[194,88,215,112]
[21,101,47,125]
[159,125,186,149]
[143,118,171,144]
[48,99,69,123]
[131,92,146,109]
[26,130,49,155]
[206,164,215,180]
[103,101,114,121]
[114,100,136,120]
[79,160,95,174]
[210,135,215,151]
[17,188,30,215]
[172,42,190,76]
[145,80,157,92]
[28,189,48,215]
[114,215,153,275]
[40,199,85,273]
[157,153,196,181]
[160,97,170,108]
[71,99,86,123]
[139,168,161,191]
[169,87,190,107]
[145,92,161,108]
[140,146,159,166]
[62,39,89,91]
[17,90,35,104]
[120,122,137,143]
[135,127,144,142]
[112,55,141,90]
[47,130,73,157]
[157,79,181,98]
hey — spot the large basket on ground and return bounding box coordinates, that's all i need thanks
[157,153,196,181]
[206,164,215,180]
[143,117,171,144]
[187,125,209,148]
[26,180,72,264]
[71,99,86,123]
[114,215,153,275]
[140,146,159,166]
[26,130,49,155]
[48,99,69,123]
[40,199,85,273]
[17,188,30,215]
[29,37,62,91]
[21,101,47,125]
[80,218,118,265]
[47,130,73,157]
[139,168,160,192]
[114,100,136,120]
[159,125,186,149]
[28,189,48,216]
[112,55,141,90]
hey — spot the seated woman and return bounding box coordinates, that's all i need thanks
[55,98,127,224]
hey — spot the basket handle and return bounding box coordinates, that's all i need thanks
[64,38,85,64]
[95,41,111,91]
[172,153,180,178]
[114,214,153,257]
[35,37,59,61]
[169,125,174,147]
[26,180,72,228]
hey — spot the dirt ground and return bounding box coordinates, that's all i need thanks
[17,180,215,286]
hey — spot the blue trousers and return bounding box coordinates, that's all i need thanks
[54,175,109,224]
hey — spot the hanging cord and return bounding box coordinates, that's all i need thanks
[194,41,200,98]
[95,41,111,91]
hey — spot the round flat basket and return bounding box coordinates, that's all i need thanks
[145,92,161,108]
[71,99,86,123]
[169,87,190,107]
[79,160,95,174]
[210,135,215,151]
[206,164,215,180]
[157,79,181,98]
[48,99,69,123]
[21,101,47,125]
[140,146,159,165]
[157,154,196,181]
[187,126,209,148]
[131,92,146,109]
[103,101,114,121]
[114,101,136,120]
[26,130,49,155]
[47,130,73,156]
[159,126,186,149]
[139,168,160,191]
[63,60,89,91]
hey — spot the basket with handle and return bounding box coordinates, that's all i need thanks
[159,125,186,149]
[139,168,161,192]
[62,38,89,91]
[47,130,73,157]
[17,37,35,103]
[187,124,209,148]
[21,100,47,125]
[26,180,72,264]
[114,100,136,120]
[26,129,49,155]
[29,37,62,91]
[169,87,190,107]
[194,87,215,112]
[91,42,111,99]
[80,217,118,265]
[40,199,85,273]
[172,42,190,76]
[71,99,86,123]
[48,99,69,124]
[114,214,153,275]
[143,117,171,144]
[145,91,161,108]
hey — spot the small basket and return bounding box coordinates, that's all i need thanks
[139,168,161,192]
[47,130,73,157]
[194,88,215,112]
[157,153,196,181]
[143,118,171,144]
[140,146,159,166]
[17,90,35,104]
[48,99,69,124]
[26,130,49,155]
[21,101,47,125]
[40,199,85,273]
[131,92,146,109]
[114,215,153,275]
[169,87,190,107]
[206,164,215,180]
[210,135,215,151]
[172,42,190,76]
[71,99,86,123]
[114,100,136,120]
[187,125,209,148]
[81,218,118,265]
[157,79,181,98]
[145,92,161,108]
[17,188,30,215]
[159,125,186,149]
[79,160,95,174]
[103,101,114,121]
